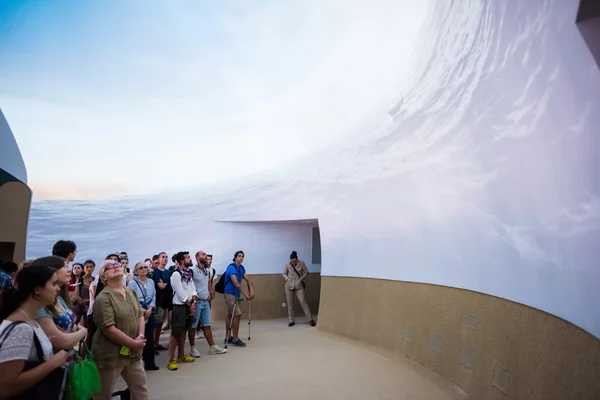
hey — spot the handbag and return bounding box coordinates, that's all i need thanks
[65,340,101,400]
[0,321,65,400]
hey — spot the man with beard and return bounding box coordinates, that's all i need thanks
[206,254,216,308]
[188,251,227,357]
[167,251,197,371]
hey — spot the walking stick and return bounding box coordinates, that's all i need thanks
[248,300,252,340]
[247,281,252,340]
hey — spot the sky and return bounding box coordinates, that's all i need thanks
[0,0,428,200]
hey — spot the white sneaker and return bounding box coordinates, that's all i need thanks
[209,345,227,355]
[189,346,201,358]
[195,331,204,340]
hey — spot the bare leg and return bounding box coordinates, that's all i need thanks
[202,326,215,346]
[187,328,196,347]
[225,313,232,340]
[168,335,177,361]
[232,315,241,339]
[177,333,186,358]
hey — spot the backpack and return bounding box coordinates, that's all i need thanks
[215,273,226,294]
[162,269,193,309]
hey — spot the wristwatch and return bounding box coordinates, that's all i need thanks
[137,334,145,339]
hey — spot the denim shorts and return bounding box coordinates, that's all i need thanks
[193,299,211,329]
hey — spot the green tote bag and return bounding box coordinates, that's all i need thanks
[65,341,101,400]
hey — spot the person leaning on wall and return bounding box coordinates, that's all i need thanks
[282,251,315,327]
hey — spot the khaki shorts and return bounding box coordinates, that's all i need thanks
[224,294,242,316]
[155,306,168,324]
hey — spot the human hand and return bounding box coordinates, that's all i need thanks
[51,350,69,368]
[248,291,255,301]
[131,337,146,353]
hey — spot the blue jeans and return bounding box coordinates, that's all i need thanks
[193,300,211,329]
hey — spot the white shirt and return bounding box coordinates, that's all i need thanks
[0,320,54,363]
[170,268,197,305]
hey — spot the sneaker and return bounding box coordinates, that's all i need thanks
[309,320,316,327]
[145,365,160,371]
[167,359,178,371]
[189,346,201,358]
[156,344,168,351]
[231,338,246,347]
[195,331,204,340]
[288,322,295,327]
[209,345,227,355]
[177,354,195,363]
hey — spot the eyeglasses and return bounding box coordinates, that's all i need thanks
[105,263,122,271]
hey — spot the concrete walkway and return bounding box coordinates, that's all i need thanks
[115,318,452,400]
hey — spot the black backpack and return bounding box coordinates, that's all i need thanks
[215,273,226,294]
[160,268,194,309]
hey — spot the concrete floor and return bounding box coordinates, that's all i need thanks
[114,318,452,400]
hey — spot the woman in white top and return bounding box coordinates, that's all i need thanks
[0,264,69,398]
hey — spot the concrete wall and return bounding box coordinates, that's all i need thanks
[211,273,321,322]
[0,181,32,263]
[318,277,600,400]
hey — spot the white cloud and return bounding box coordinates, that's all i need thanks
[2,0,428,198]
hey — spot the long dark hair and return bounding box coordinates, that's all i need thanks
[32,256,72,312]
[0,264,56,322]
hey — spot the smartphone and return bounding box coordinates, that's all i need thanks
[120,346,130,356]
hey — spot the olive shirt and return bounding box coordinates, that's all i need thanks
[92,286,144,368]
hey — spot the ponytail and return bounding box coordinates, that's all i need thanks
[0,286,28,322]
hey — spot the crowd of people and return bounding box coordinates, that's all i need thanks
[0,239,267,400]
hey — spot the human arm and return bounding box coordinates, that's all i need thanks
[283,264,289,281]
[74,282,82,303]
[299,261,309,281]
[243,272,254,299]
[37,317,87,350]
[94,295,145,353]
[229,273,249,300]
[0,325,69,398]
[170,272,190,306]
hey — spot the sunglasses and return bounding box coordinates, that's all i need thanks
[137,266,148,271]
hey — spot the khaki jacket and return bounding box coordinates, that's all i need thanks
[283,260,309,290]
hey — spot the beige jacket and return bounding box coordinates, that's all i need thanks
[283,260,309,290]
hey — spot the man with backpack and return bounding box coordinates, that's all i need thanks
[167,251,197,371]
[216,250,254,347]
[188,251,227,357]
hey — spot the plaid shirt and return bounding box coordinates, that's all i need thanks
[0,270,13,291]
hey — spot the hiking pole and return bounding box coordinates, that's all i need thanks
[248,300,252,341]
[247,281,252,340]
[225,299,237,349]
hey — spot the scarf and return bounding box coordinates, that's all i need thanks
[176,265,192,283]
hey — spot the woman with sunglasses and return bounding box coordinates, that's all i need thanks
[92,259,148,399]
[128,261,158,371]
